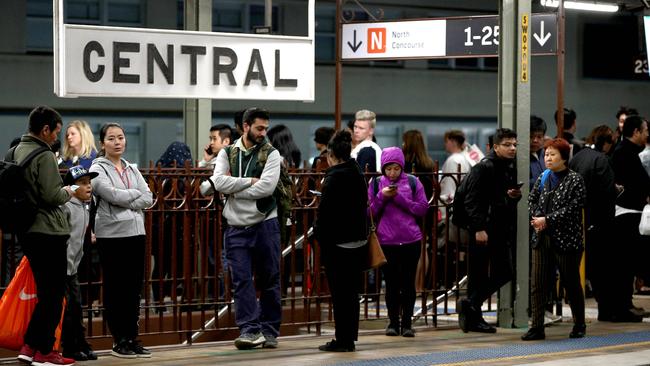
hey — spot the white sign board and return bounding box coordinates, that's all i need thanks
[54,2,314,101]
[645,16,650,77]
[342,20,446,60]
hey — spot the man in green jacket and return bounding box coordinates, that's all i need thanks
[13,106,76,366]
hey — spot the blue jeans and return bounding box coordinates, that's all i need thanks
[225,218,281,337]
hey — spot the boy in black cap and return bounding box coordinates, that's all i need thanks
[61,165,99,361]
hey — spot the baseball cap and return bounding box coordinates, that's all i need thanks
[64,165,99,185]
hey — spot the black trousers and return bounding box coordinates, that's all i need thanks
[98,235,145,342]
[604,213,643,315]
[530,236,584,329]
[467,234,513,310]
[585,224,610,315]
[381,242,420,329]
[21,233,69,354]
[62,274,88,351]
[323,244,365,346]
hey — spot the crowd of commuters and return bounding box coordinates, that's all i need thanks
[2,104,649,364]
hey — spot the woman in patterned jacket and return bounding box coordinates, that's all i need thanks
[522,138,587,341]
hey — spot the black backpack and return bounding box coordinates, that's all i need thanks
[0,145,50,234]
[451,158,492,229]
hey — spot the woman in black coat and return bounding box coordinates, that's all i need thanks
[314,130,368,352]
[523,138,587,341]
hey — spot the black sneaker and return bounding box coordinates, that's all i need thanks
[80,345,98,361]
[318,339,355,352]
[128,339,152,358]
[111,340,137,359]
[62,350,88,361]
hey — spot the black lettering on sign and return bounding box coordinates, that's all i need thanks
[274,50,297,88]
[213,47,238,86]
[113,42,140,84]
[181,45,207,85]
[83,41,105,83]
[147,44,174,84]
[244,49,267,86]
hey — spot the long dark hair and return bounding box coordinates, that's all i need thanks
[402,130,434,172]
[267,124,302,168]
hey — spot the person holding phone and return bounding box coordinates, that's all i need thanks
[523,138,587,340]
[368,147,429,337]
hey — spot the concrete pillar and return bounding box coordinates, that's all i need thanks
[497,0,531,329]
[183,0,212,162]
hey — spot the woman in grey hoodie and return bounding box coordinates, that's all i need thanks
[90,123,153,359]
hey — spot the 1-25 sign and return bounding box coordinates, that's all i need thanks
[464,25,499,47]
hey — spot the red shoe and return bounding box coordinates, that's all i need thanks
[17,344,37,364]
[31,351,75,366]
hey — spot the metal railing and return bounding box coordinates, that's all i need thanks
[0,162,472,345]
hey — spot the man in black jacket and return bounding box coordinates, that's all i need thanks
[458,128,521,333]
[609,115,650,322]
[569,125,617,320]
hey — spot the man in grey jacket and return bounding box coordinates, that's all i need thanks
[202,108,282,350]
[13,106,76,366]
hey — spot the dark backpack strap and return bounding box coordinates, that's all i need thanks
[15,146,50,167]
[407,174,417,196]
[373,177,379,196]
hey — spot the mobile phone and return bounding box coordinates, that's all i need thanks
[388,184,397,189]
[515,181,524,189]
[309,189,322,196]
[205,146,214,155]
[71,185,80,192]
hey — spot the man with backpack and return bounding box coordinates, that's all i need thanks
[7,106,76,366]
[201,108,282,350]
[454,128,521,334]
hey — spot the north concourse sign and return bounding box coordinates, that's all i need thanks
[342,13,557,61]
[53,0,315,101]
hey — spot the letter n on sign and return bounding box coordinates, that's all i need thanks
[368,28,386,53]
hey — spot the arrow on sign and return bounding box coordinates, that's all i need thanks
[533,21,551,47]
[347,30,363,52]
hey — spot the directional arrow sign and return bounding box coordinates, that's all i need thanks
[347,29,363,52]
[341,13,557,61]
[530,13,557,54]
[341,20,446,60]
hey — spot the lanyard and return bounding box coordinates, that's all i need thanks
[115,166,131,189]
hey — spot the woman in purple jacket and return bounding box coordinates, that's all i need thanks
[369,147,429,337]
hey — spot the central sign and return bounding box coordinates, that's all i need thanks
[342,13,557,61]
[53,0,315,101]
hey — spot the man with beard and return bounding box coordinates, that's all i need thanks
[202,108,282,350]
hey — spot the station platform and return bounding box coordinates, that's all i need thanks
[2,295,648,366]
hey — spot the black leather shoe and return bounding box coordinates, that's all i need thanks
[521,327,545,341]
[569,323,586,338]
[458,299,473,333]
[81,343,98,360]
[318,339,355,352]
[62,351,88,361]
[468,321,497,333]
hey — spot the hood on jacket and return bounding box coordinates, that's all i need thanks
[380,146,405,174]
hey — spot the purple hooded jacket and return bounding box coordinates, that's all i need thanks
[368,147,429,245]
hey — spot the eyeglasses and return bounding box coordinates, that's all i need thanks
[498,143,518,148]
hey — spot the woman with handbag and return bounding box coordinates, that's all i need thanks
[523,138,587,341]
[368,147,429,337]
[314,130,368,352]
